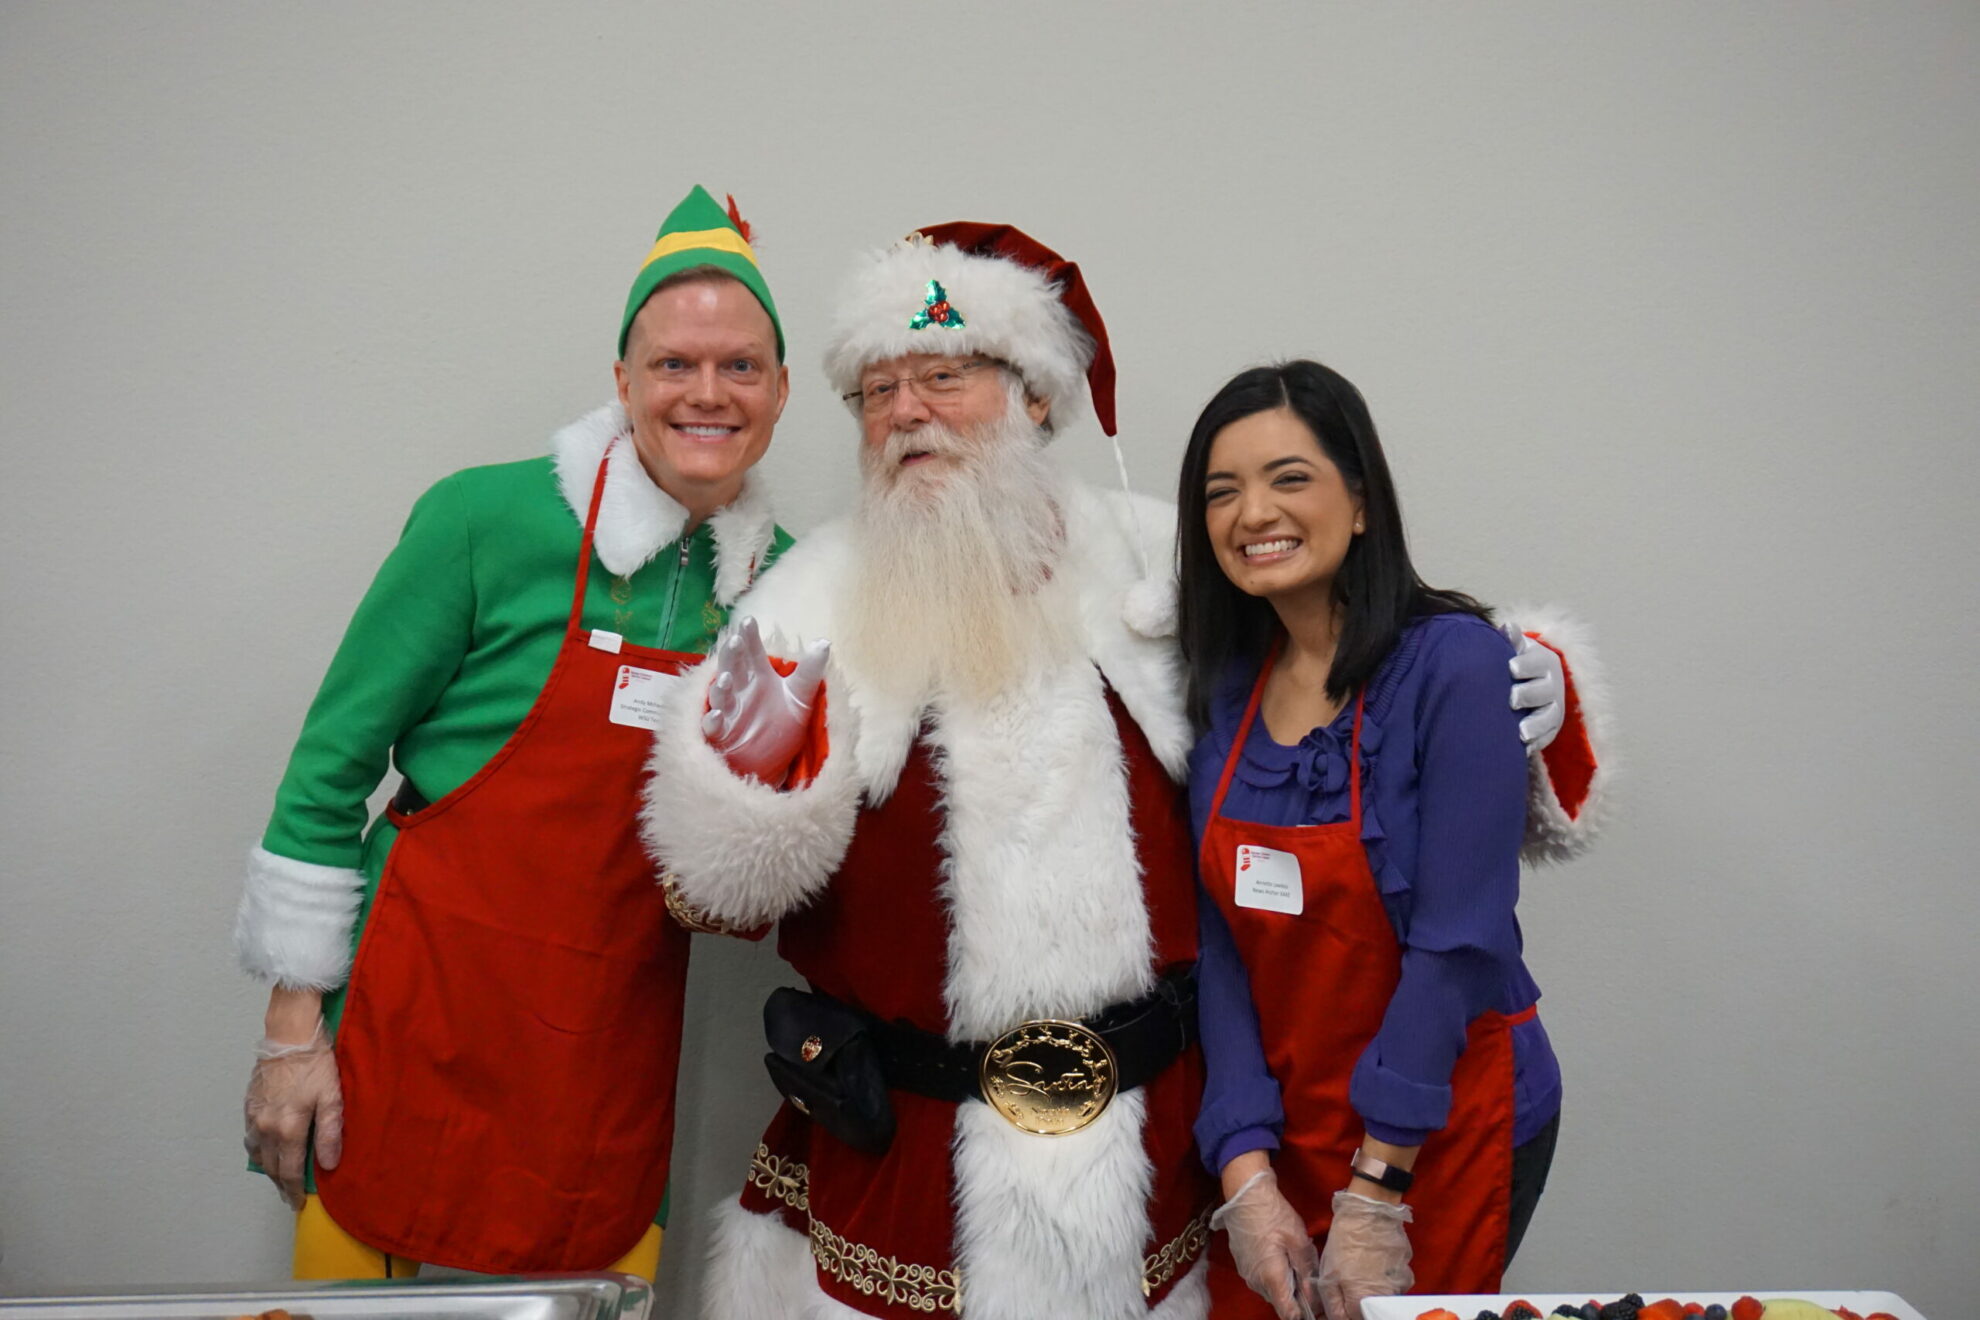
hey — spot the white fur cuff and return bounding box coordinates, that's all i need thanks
[233,846,366,989]
[639,653,861,929]
[1505,602,1616,865]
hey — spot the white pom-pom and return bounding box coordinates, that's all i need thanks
[1122,575,1178,639]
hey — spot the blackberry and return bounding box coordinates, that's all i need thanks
[1599,1297,1645,1320]
[1507,1304,1543,1320]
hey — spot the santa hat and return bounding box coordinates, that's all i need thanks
[823,222,1117,435]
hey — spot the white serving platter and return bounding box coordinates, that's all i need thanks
[1363,1291,1926,1320]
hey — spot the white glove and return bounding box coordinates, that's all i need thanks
[1315,1190,1413,1320]
[1210,1169,1323,1320]
[243,1021,342,1211]
[1503,624,1564,754]
[702,616,831,784]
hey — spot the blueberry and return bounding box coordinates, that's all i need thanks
[1703,1309,1728,1320]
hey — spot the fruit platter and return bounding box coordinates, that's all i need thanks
[1361,1292,1927,1320]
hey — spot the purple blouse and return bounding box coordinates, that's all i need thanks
[1190,612,1562,1173]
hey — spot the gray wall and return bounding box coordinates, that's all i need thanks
[3,3,1976,1316]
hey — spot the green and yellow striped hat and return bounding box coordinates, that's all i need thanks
[618,184,783,360]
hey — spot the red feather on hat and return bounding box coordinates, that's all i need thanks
[725,194,754,245]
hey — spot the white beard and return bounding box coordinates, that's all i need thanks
[841,401,1081,707]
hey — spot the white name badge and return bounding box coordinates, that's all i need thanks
[1234,843,1303,915]
[607,664,675,730]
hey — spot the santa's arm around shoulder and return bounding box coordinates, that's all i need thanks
[639,617,861,931]
[1502,602,1615,864]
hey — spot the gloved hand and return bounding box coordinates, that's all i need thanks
[1315,1190,1413,1320]
[1210,1168,1323,1320]
[243,1021,342,1211]
[702,616,831,784]
[1503,624,1565,754]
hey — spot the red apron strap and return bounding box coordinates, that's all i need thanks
[567,440,617,632]
[1206,639,1279,826]
[1206,638,1369,830]
[1346,689,1367,831]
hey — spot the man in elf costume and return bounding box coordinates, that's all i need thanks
[235,185,792,1280]
[638,224,1607,1318]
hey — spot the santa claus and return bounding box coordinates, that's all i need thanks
[638,224,1602,1319]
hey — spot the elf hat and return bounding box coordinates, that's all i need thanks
[823,222,1117,435]
[619,185,783,360]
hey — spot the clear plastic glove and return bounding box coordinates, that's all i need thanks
[243,1021,342,1211]
[1210,1168,1323,1320]
[1503,624,1565,754]
[1315,1190,1414,1320]
[701,616,831,784]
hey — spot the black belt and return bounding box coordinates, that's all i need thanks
[869,967,1197,1103]
[390,779,430,815]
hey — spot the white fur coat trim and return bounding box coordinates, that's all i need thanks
[701,1191,1210,1320]
[1505,602,1616,865]
[234,846,366,990]
[639,651,862,928]
[550,401,776,600]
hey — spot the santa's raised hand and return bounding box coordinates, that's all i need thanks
[701,616,831,785]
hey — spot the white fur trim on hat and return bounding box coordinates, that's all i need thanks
[824,238,1094,429]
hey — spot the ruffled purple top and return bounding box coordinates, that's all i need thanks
[1191,613,1562,1170]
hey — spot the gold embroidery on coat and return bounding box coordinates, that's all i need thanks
[1141,1203,1215,1296]
[744,1145,962,1313]
[744,1146,1202,1308]
[661,872,754,937]
[810,1218,962,1313]
[747,1143,809,1213]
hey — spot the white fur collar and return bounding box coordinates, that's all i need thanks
[550,402,777,603]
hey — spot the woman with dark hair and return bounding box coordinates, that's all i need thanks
[1184,361,1565,1320]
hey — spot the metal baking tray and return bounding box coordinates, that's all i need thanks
[0,1274,652,1320]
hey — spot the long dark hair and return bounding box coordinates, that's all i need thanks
[1176,359,1489,731]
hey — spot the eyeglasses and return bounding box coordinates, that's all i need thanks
[843,360,1001,413]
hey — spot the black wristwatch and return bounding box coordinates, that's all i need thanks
[1348,1148,1415,1194]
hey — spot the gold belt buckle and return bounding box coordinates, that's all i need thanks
[979,1019,1118,1135]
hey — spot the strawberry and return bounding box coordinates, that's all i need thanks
[1730,1299,1764,1320]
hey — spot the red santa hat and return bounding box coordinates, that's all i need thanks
[823,222,1118,436]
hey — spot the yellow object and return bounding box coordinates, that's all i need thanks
[291,1195,661,1282]
[642,226,757,270]
[607,1223,663,1281]
[292,1195,419,1279]
[1759,1304,1844,1320]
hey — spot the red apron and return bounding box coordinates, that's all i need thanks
[318,442,698,1273]
[1202,646,1517,1315]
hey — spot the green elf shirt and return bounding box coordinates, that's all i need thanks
[238,402,791,1210]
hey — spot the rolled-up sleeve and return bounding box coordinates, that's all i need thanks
[1349,624,1527,1145]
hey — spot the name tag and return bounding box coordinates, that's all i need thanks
[607,664,674,730]
[1234,843,1303,915]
